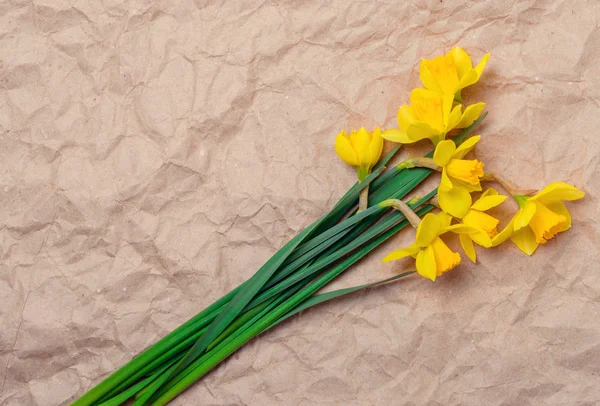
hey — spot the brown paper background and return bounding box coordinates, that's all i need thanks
[1,0,599,405]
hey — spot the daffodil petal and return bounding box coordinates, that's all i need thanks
[459,233,476,262]
[437,211,453,229]
[451,177,483,192]
[444,224,480,234]
[440,168,454,189]
[491,218,515,247]
[447,104,463,131]
[471,194,507,211]
[382,244,420,262]
[531,182,585,204]
[480,187,499,198]
[474,53,490,79]
[398,105,417,130]
[334,131,359,167]
[410,87,440,105]
[510,225,539,256]
[433,140,456,167]
[469,228,493,247]
[368,127,384,166]
[513,201,537,231]
[415,213,441,247]
[438,185,472,218]
[405,122,441,143]
[416,245,437,281]
[352,127,371,166]
[442,93,455,128]
[452,135,481,159]
[463,210,500,240]
[457,69,479,90]
[420,55,460,95]
[381,129,412,144]
[410,88,448,134]
[544,200,572,232]
[419,60,442,93]
[456,103,486,129]
[450,47,473,78]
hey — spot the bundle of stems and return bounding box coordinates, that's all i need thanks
[73,115,486,406]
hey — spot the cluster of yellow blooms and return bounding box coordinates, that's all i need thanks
[335,47,584,282]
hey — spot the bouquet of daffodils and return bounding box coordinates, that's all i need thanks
[74,48,584,406]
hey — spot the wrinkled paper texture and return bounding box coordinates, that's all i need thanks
[1,0,600,405]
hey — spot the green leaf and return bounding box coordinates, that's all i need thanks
[312,166,385,235]
[132,224,319,405]
[72,286,239,406]
[145,278,311,404]
[97,358,179,406]
[134,166,389,404]
[253,193,437,305]
[147,205,435,406]
[268,204,384,286]
[375,145,402,170]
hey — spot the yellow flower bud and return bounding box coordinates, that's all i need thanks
[334,127,384,181]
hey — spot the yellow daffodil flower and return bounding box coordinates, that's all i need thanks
[381,88,485,145]
[433,135,485,218]
[492,182,585,255]
[420,47,490,101]
[382,212,476,281]
[335,127,384,181]
[454,188,507,262]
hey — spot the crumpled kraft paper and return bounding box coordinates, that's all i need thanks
[1,0,599,405]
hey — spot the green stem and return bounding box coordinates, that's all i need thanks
[379,198,422,228]
[398,157,439,171]
[357,183,369,212]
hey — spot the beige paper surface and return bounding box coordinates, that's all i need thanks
[1,1,599,405]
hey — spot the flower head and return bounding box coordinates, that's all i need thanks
[492,182,585,255]
[381,89,485,145]
[420,47,490,100]
[455,188,507,262]
[382,212,476,281]
[433,135,485,218]
[335,127,384,181]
